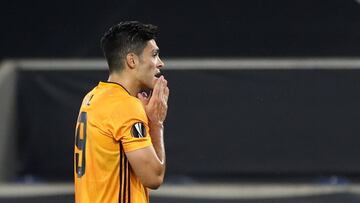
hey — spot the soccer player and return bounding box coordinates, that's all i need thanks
[74,21,169,203]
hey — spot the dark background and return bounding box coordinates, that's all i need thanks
[16,68,360,181]
[2,0,360,58]
[5,0,360,181]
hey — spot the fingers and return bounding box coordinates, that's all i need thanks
[164,87,169,103]
[143,76,169,124]
[149,76,169,106]
[156,76,168,103]
[151,76,165,100]
[152,76,162,99]
[158,77,165,99]
[137,92,149,105]
[140,91,148,98]
[161,77,169,103]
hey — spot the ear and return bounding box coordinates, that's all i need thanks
[126,53,139,69]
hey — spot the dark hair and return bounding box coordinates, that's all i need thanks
[100,21,159,73]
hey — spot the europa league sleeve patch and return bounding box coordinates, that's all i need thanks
[131,122,146,138]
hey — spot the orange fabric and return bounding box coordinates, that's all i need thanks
[74,82,152,203]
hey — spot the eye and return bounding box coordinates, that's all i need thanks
[153,50,160,57]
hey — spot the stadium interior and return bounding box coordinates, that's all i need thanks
[1,0,360,202]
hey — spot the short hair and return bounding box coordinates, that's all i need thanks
[100,21,159,73]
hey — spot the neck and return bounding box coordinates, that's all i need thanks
[107,72,139,97]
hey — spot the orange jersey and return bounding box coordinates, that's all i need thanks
[74,81,152,203]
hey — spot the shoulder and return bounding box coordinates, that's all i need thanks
[80,87,97,106]
[111,95,147,122]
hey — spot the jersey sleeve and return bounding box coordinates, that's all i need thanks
[111,97,152,152]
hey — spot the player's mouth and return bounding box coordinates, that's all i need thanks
[154,72,162,78]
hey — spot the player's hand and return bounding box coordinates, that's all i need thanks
[137,76,169,126]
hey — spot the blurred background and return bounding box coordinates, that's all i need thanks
[1,0,360,202]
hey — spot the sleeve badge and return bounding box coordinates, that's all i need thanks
[131,122,146,138]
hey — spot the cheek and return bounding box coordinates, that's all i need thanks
[146,62,156,73]
[149,59,157,67]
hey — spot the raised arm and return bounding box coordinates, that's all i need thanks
[126,76,169,189]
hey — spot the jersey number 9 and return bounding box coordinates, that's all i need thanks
[75,112,87,178]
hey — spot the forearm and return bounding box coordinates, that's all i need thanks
[149,122,166,171]
[136,76,168,188]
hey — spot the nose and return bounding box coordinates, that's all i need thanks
[158,57,165,68]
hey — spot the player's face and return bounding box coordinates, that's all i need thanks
[136,39,164,90]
